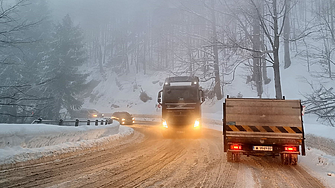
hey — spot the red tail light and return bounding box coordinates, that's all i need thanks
[285,146,297,152]
[230,145,242,150]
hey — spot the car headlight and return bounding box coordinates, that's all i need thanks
[122,118,125,121]
[93,114,98,117]
[163,120,168,128]
[194,120,200,128]
[132,117,135,120]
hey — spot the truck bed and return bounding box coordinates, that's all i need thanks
[223,98,305,157]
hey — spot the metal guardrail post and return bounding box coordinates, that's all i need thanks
[87,120,90,125]
[59,119,63,125]
[95,120,98,126]
[100,120,104,125]
[105,120,108,125]
[75,119,79,127]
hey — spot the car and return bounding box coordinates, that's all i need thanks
[111,112,135,125]
[71,108,101,119]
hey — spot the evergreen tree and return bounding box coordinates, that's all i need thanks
[43,14,88,120]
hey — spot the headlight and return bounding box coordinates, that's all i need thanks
[122,118,125,121]
[132,117,135,120]
[163,120,168,128]
[194,120,200,128]
[93,114,98,117]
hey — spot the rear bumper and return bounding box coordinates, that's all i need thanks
[225,132,303,155]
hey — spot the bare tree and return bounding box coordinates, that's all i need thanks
[304,84,335,127]
[0,0,52,122]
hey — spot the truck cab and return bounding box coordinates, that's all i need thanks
[157,76,205,137]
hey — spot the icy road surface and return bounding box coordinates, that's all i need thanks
[0,121,325,188]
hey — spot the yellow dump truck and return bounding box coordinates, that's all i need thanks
[223,97,306,165]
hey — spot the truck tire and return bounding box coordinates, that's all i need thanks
[227,151,233,162]
[227,151,240,162]
[290,154,298,165]
[281,154,298,165]
[281,154,289,165]
[233,152,241,162]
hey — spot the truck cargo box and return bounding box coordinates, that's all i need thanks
[223,97,305,165]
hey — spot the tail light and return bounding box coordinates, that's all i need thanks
[285,146,297,152]
[230,144,242,150]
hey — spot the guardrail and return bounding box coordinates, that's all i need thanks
[31,118,113,126]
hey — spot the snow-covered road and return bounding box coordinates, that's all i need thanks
[0,123,327,188]
[0,116,334,187]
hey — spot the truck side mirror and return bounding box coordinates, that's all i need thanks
[200,90,205,104]
[157,90,163,105]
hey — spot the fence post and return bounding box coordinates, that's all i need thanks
[100,120,104,125]
[59,119,63,125]
[38,118,42,123]
[87,120,90,125]
[105,120,108,125]
[75,119,79,127]
[95,120,98,126]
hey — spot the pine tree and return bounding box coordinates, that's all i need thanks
[43,14,88,120]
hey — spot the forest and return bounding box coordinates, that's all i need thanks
[0,0,334,126]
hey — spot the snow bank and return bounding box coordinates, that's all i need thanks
[0,122,133,164]
[300,148,335,187]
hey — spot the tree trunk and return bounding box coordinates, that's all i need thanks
[273,0,283,99]
[252,0,263,98]
[284,0,292,69]
[211,0,222,100]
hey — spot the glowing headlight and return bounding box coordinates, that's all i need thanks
[163,120,168,128]
[132,117,135,120]
[93,114,98,117]
[122,118,125,121]
[194,120,200,128]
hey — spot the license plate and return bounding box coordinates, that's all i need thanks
[253,146,273,151]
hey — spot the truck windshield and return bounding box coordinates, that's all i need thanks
[163,88,198,103]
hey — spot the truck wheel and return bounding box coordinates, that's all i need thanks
[281,154,289,165]
[290,154,298,165]
[233,152,241,162]
[227,151,233,162]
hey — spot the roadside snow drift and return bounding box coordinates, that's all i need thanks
[0,122,133,164]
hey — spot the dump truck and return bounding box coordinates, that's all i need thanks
[223,97,306,165]
[157,76,205,137]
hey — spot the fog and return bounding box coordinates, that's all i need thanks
[0,0,334,126]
